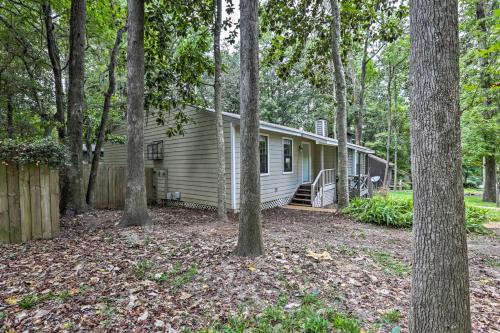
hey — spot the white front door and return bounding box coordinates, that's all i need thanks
[302,143,311,183]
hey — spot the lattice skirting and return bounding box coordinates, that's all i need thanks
[260,195,294,210]
[161,200,217,211]
[161,195,293,212]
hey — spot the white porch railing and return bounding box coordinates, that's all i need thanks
[311,169,335,207]
[348,175,370,197]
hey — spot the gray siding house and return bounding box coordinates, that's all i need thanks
[101,107,374,212]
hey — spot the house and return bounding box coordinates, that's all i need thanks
[101,107,374,212]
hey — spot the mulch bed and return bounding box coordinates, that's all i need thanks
[0,207,498,332]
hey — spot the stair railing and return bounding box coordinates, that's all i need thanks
[311,168,335,207]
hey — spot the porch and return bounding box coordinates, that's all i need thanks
[290,143,372,208]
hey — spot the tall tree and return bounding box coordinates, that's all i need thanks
[409,0,471,331]
[66,0,87,213]
[42,0,65,139]
[234,0,264,257]
[86,26,126,205]
[214,0,227,221]
[330,0,349,208]
[121,0,151,227]
[476,0,497,203]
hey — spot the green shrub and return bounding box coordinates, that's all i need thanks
[0,138,69,168]
[343,196,490,234]
[342,197,413,228]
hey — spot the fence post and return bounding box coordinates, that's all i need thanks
[0,165,9,243]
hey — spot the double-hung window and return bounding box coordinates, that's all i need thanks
[259,135,269,174]
[283,138,293,173]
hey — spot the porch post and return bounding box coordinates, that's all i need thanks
[320,145,324,170]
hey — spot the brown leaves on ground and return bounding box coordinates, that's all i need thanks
[0,207,498,332]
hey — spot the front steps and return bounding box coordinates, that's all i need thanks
[290,184,312,206]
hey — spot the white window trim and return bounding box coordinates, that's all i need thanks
[259,133,270,176]
[301,141,312,183]
[282,137,294,174]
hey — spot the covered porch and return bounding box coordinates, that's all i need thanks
[291,142,372,208]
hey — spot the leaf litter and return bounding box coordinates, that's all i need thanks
[0,207,498,332]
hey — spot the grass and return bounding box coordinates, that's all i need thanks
[380,309,401,324]
[389,190,500,222]
[131,260,152,279]
[368,250,410,276]
[196,294,362,333]
[153,263,197,290]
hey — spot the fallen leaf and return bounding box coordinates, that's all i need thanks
[306,250,332,261]
[5,296,17,305]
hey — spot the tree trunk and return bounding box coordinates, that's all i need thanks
[355,33,369,145]
[66,0,87,214]
[234,0,263,257]
[43,0,65,139]
[476,0,497,202]
[330,0,349,208]
[483,156,497,202]
[393,129,398,191]
[384,67,393,188]
[6,94,13,138]
[86,26,126,205]
[214,0,227,221]
[121,0,151,227]
[409,0,471,331]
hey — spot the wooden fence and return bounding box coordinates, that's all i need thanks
[82,164,154,209]
[0,164,59,244]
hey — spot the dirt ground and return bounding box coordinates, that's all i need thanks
[0,207,498,332]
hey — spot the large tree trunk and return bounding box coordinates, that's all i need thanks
[214,0,227,221]
[355,34,369,145]
[6,94,13,138]
[43,0,65,139]
[483,156,497,202]
[66,0,87,214]
[476,0,497,202]
[330,0,349,208]
[384,68,393,188]
[86,26,126,205]
[121,0,151,227]
[409,0,471,331]
[234,0,263,257]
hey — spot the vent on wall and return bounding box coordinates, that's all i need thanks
[315,119,327,137]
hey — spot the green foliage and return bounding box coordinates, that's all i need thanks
[380,309,401,324]
[342,197,413,228]
[368,250,410,276]
[465,206,490,235]
[131,260,152,280]
[171,265,197,290]
[0,138,69,168]
[198,294,361,333]
[343,196,491,235]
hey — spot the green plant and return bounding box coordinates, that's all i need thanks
[342,197,413,228]
[0,138,69,168]
[369,250,411,276]
[0,311,5,322]
[343,196,491,234]
[131,260,152,279]
[484,257,500,268]
[171,265,197,290]
[329,313,361,333]
[381,309,401,324]
[19,294,40,309]
[465,207,490,234]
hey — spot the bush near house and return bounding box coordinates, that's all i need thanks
[343,196,490,234]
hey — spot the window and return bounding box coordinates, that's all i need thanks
[283,138,293,173]
[259,135,269,174]
[147,140,163,160]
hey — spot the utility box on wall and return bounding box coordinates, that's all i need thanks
[153,169,167,204]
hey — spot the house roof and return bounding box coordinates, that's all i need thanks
[199,107,374,154]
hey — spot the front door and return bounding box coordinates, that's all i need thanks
[302,143,311,183]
